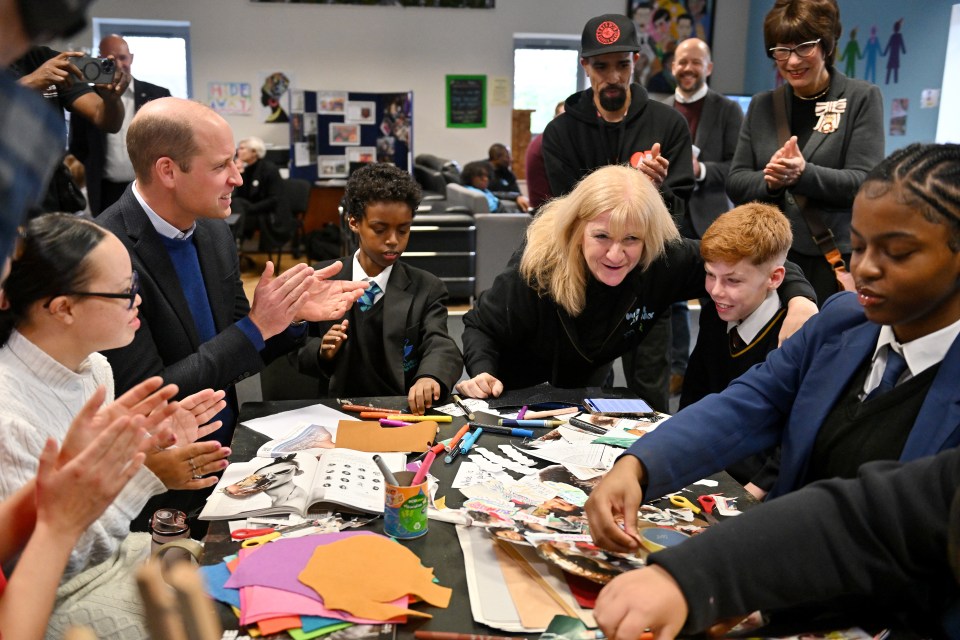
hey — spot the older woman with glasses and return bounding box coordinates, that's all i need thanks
[0,213,229,638]
[727,0,884,306]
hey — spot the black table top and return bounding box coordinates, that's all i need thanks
[204,397,755,638]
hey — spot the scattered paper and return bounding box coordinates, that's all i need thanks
[242,404,357,440]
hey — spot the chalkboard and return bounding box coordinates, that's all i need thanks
[446,75,486,128]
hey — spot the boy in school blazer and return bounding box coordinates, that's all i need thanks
[298,164,463,414]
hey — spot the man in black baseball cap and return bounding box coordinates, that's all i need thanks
[542,12,695,413]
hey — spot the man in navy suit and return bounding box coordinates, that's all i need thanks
[70,35,171,216]
[98,97,365,527]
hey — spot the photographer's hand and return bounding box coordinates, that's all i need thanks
[17,51,83,92]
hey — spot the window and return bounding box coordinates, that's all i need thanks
[91,19,191,99]
[513,34,582,134]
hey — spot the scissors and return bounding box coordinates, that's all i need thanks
[670,494,718,525]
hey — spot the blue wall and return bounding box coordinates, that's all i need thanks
[744,0,954,154]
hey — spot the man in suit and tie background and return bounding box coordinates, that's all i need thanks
[70,34,171,216]
[663,37,744,396]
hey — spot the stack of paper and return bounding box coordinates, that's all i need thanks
[456,525,594,633]
[200,530,450,638]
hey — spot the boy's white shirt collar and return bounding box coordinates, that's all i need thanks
[865,317,960,392]
[726,290,781,344]
[352,251,391,304]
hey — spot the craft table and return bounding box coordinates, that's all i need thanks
[202,397,756,637]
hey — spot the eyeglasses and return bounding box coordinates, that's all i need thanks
[60,270,140,310]
[768,38,822,61]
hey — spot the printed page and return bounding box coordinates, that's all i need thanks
[199,452,318,520]
[308,449,406,514]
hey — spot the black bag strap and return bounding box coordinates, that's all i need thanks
[771,86,849,278]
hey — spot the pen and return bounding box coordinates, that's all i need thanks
[372,454,399,486]
[341,403,396,413]
[444,444,463,464]
[517,405,528,420]
[446,424,471,450]
[412,442,446,463]
[450,394,475,420]
[379,418,413,427]
[387,414,453,423]
[498,419,564,427]
[411,449,438,486]
[361,411,391,419]
[414,632,524,640]
[460,427,483,454]
[468,424,533,438]
[523,406,580,420]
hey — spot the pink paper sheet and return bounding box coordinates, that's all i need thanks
[239,585,405,626]
[226,531,370,598]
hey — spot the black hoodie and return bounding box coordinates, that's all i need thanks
[542,82,694,222]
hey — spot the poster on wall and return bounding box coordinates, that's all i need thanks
[446,75,486,128]
[207,81,252,115]
[288,89,413,183]
[626,0,715,93]
[890,98,908,136]
[258,71,293,123]
[250,0,494,6]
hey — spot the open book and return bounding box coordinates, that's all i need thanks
[199,449,407,520]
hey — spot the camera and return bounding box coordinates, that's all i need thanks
[73,55,116,85]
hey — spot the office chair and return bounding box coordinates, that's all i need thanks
[285,177,312,259]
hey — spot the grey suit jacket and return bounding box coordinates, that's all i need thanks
[299,258,464,397]
[664,90,744,237]
[726,71,884,256]
[98,187,302,402]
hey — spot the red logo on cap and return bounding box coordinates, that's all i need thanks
[596,21,621,45]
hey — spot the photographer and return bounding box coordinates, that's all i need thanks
[10,45,129,214]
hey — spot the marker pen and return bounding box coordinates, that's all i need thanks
[469,424,533,438]
[379,418,413,427]
[497,419,564,428]
[387,414,453,423]
[459,427,483,454]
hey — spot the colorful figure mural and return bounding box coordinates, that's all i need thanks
[883,18,907,84]
[862,25,882,84]
[839,27,863,79]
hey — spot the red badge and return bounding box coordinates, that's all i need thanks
[596,21,621,45]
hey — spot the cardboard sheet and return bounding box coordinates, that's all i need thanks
[299,535,451,620]
[334,420,437,453]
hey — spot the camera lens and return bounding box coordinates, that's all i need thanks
[82,61,99,81]
[102,59,115,73]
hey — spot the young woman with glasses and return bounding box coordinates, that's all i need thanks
[0,213,229,638]
[727,0,884,307]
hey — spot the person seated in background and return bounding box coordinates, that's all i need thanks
[594,445,960,638]
[679,202,792,499]
[0,214,230,638]
[298,163,463,415]
[233,135,290,250]
[486,143,530,212]
[460,160,520,213]
[586,144,960,571]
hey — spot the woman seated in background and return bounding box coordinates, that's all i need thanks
[233,135,291,250]
[458,164,818,399]
[0,214,229,639]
